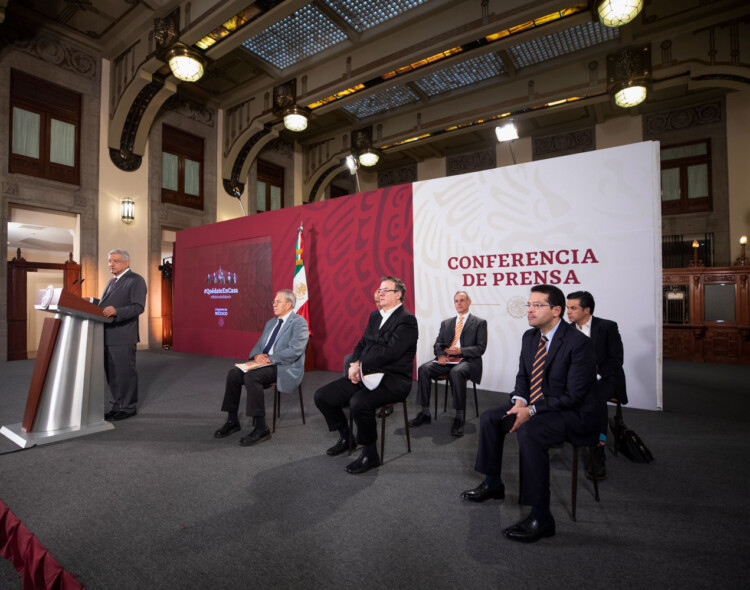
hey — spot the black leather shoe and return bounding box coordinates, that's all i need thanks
[408,411,431,427]
[239,427,271,446]
[503,514,556,543]
[104,410,118,421]
[450,417,464,436]
[461,481,505,502]
[109,410,137,422]
[326,437,354,456]
[214,421,241,438]
[377,405,394,418]
[345,452,380,474]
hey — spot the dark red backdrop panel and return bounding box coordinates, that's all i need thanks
[173,185,414,370]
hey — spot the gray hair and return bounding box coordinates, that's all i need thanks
[109,249,130,261]
[277,289,296,308]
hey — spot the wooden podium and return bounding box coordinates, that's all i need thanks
[1,287,115,447]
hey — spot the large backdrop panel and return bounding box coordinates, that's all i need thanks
[412,142,662,410]
[173,142,661,410]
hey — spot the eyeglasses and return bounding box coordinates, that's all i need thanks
[272,300,286,305]
[525,303,552,309]
[377,289,398,293]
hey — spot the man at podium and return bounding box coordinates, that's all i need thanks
[95,249,147,421]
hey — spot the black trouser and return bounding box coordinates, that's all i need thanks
[221,365,277,418]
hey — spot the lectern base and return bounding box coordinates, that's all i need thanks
[0,420,115,449]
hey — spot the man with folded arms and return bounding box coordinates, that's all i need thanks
[410,290,487,436]
[461,284,597,543]
[213,289,309,446]
[315,276,418,474]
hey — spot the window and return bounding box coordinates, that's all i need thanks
[9,70,81,185]
[660,139,712,215]
[256,159,284,212]
[161,124,204,210]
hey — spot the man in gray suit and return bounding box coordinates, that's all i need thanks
[410,291,487,436]
[214,289,309,446]
[97,249,147,422]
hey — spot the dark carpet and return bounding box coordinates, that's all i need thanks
[1,351,749,589]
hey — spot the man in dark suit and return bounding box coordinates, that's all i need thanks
[96,249,147,422]
[566,290,627,479]
[461,284,597,543]
[410,291,487,436]
[214,289,309,446]
[315,276,418,474]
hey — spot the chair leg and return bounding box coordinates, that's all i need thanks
[472,382,479,418]
[348,408,354,454]
[444,381,449,414]
[402,400,411,453]
[571,446,579,522]
[433,379,439,419]
[272,386,278,433]
[380,409,387,464]
[298,385,306,425]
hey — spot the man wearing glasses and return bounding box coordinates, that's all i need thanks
[213,289,309,446]
[315,276,418,474]
[461,284,597,543]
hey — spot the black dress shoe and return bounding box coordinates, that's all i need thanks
[326,437,354,456]
[109,410,137,422]
[214,421,241,438]
[345,452,380,474]
[408,411,431,427]
[450,417,464,436]
[377,405,394,418]
[461,481,505,502]
[503,514,555,543]
[239,427,271,446]
[104,410,118,421]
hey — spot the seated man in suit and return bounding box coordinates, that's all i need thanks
[566,290,627,480]
[213,289,309,447]
[410,291,487,436]
[315,276,418,474]
[461,284,597,543]
[96,248,147,422]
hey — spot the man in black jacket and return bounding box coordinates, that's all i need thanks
[315,276,418,474]
[566,290,627,479]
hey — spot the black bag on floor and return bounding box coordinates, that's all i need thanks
[610,416,654,463]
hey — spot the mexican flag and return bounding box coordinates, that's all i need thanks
[293,224,311,334]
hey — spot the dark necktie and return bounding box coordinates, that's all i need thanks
[102,278,116,299]
[262,319,283,354]
[529,335,548,404]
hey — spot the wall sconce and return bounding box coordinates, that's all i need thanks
[689,239,704,268]
[594,0,644,28]
[735,235,748,266]
[121,198,135,224]
[166,44,206,82]
[495,122,519,142]
[273,79,309,132]
[607,45,651,108]
[351,126,380,167]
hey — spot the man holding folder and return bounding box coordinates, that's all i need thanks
[213,289,309,446]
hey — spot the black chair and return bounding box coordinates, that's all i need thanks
[431,375,479,421]
[345,399,411,464]
[269,382,305,433]
[518,442,600,522]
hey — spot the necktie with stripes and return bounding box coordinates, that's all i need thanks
[450,315,464,348]
[529,335,548,403]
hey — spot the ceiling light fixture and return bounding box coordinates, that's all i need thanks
[613,82,647,108]
[166,44,205,82]
[358,148,380,167]
[283,105,309,132]
[495,122,519,142]
[595,0,644,28]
